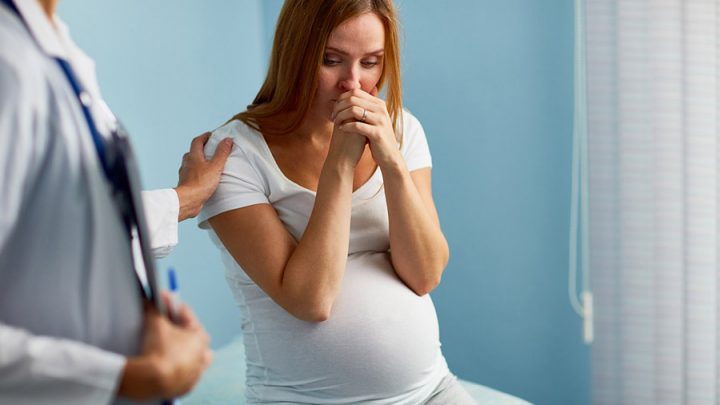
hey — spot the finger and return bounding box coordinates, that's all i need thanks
[202,349,214,369]
[205,350,214,367]
[177,304,194,328]
[336,89,376,106]
[193,132,211,146]
[334,105,374,126]
[337,88,374,101]
[158,290,186,326]
[333,96,376,120]
[142,303,161,331]
[159,290,172,313]
[338,121,376,141]
[210,137,233,167]
[178,303,202,330]
[190,132,211,158]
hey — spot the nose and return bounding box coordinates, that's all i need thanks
[338,66,362,92]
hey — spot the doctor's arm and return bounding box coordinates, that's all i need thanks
[142,133,233,258]
[0,304,211,403]
[0,323,127,404]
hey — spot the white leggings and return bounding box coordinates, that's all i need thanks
[422,373,478,405]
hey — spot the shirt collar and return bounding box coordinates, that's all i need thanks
[12,0,69,59]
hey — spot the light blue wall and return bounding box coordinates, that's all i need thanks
[400,2,589,404]
[60,1,588,404]
[260,1,589,404]
[398,2,589,404]
[57,0,266,348]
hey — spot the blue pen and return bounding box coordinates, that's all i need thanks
[163,268,181,405]
[167,267,181,323]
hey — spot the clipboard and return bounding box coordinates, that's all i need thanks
[107,123,166,314]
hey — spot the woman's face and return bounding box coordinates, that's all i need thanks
[313,12,386,121]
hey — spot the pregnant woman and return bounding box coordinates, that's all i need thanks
[198,0,475,403]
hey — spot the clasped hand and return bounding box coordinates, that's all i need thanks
[331,88,401,168]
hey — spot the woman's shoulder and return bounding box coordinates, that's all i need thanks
[400,108,421,125]
[399,108,432,169]
[399,108,425,138]
[399,108,428,143]
[205,119,264,159]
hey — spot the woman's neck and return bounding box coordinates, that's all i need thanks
[296,110,334,143]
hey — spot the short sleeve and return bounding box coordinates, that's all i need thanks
[400,110,433,171]
[197,124,270,229]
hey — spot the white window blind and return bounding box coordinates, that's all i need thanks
[583,0,719,403]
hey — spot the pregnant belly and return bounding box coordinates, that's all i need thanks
[244,251,443,400]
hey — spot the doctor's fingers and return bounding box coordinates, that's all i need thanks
[175,302,207,334]
[201,348,214,370]
[189,132,212,157]
[209,138,233,168]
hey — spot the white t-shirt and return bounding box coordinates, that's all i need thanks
[199,110,449,404]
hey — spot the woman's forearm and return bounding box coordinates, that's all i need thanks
[382,161,449,295]
[280,157,356,320]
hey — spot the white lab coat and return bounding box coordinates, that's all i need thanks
[0,1,179,403]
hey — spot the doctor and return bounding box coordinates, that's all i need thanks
[0,0,231,403]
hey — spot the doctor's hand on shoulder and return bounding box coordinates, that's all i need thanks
[174,132,234,222]
[117,296,213,400]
